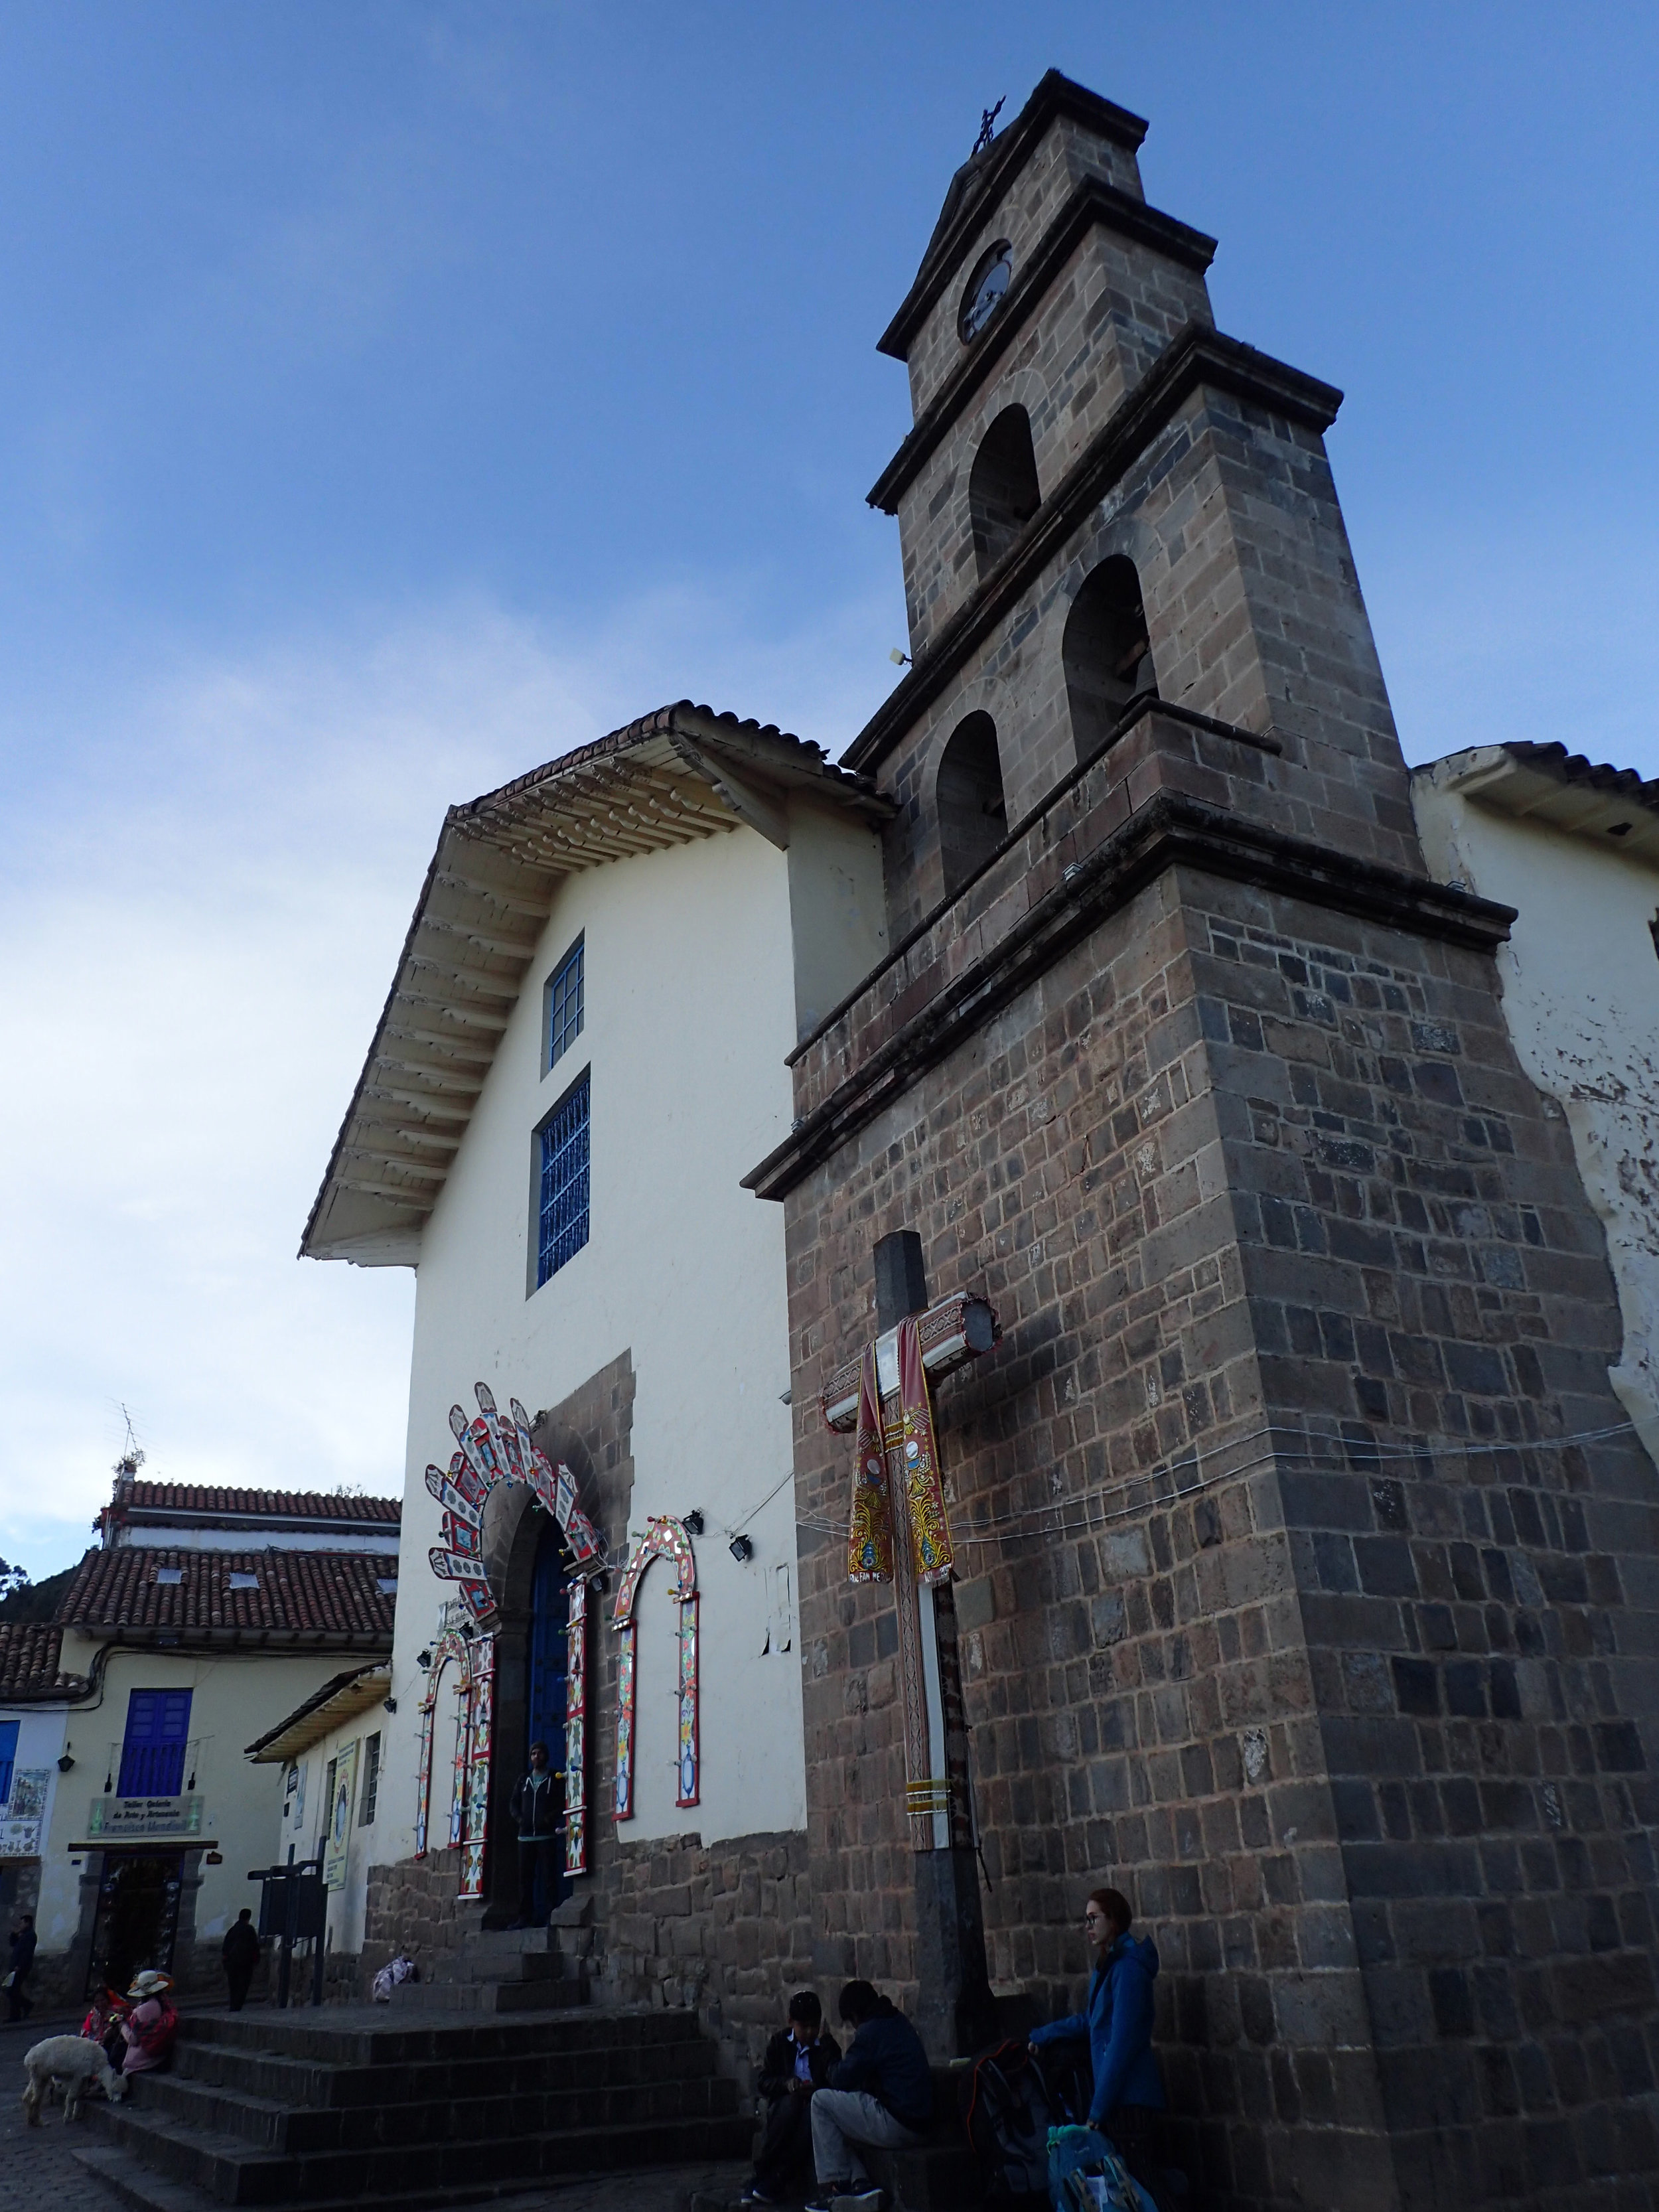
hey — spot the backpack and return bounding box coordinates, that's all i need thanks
[961,2040,1062,2202]
[1048,2126,1159,2212]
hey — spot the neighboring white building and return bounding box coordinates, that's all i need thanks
[0,1627,72,1937]
[1412,740,1659,1463]
[302,704,889,1980]
[30,1479,396,2006]
[246,1661,392,1982]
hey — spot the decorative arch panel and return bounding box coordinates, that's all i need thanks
[421,1382,607,1878]
[611,1516,699,1819]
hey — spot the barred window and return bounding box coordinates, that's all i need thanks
[359,1732,381,1826]
[536,1073,591,1287]
[546,938,585,1070]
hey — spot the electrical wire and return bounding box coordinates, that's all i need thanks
[794,1413,1648,1558]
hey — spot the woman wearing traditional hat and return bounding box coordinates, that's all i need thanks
[119,1970,179,2075]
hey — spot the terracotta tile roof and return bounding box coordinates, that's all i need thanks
[111,1481,400,1524]
[56,1547,396,1644]
[1502,741,1659,819]
[0,1624,68,1698]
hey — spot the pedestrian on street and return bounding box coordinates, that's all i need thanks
[508,1740,561,1929]
[222,1908,262,2011]
[5,1913,36,2024]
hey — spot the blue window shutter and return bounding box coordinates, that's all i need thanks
[0,1720,17,1807]
[119,1688,192,1797]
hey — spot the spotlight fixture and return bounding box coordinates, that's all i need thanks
[56,1751,75,1775]
[416,1649,433,1671]
[683,1511,705,1536]
[729,1535,753,1564]
[383,1697,398,1715]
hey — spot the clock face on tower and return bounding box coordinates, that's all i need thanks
[958,240,1013,343]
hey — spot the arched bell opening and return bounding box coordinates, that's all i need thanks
[936,711,1008,897]
[1062,555,1159,765]
[968,406,1041,581]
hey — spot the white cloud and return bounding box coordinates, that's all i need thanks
[0,583,893,1580]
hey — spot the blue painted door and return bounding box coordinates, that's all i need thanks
[526,1519,569,1908]
[119,1689,192,1796]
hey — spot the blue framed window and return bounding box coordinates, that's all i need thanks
[536,1072,590,1287]
[0,1720,17,1807]
[118,1688,192,1797]
[545,939,585,1071]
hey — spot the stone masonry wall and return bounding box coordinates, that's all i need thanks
[777,851,1659,2212]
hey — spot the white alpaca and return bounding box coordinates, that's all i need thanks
[21,2035,130,2124]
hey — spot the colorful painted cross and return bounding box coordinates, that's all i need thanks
[820,1279,999,1852]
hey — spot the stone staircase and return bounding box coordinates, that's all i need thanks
[385,1923,587,2014]
[74,1999,751,2210]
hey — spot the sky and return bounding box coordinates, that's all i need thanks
[1,2,1656,1582]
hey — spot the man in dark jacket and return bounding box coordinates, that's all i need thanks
[508,1741,561,1929]
[5,1913,35,2023]
[221,1908,261,2011]
[806,1980,933,2210]
[740,1989,841,2205]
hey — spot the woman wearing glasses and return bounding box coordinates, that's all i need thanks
[1029,1887,1165,2180]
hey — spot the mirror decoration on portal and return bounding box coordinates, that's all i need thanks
[419,1382,607,1884]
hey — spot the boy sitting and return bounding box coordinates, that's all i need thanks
[743,1989,841,2205]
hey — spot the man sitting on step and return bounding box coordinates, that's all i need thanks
[804,1981,933,2212]
[508,1741,562,1929]
[742,1988,841,2205]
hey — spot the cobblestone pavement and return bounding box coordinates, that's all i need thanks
[0,2013,125,2209]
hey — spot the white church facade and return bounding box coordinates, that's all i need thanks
[302,703,889,2028]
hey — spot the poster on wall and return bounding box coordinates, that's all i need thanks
[324,1741,358,1893]
[0,1768,49,1857]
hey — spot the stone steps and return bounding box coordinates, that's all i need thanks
[78,2002,749,2210]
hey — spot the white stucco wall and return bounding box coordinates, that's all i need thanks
[374,823,808,1867]
[38,1643,355,1958]
[1413,759,1659,1464]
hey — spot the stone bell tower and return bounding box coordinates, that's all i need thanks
[751,70,1659,2212]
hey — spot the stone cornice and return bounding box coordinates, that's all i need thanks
[843,325,1344,777]
[743,793,1514,1202]
[867,176,1217,516]
[879,70,1151,362]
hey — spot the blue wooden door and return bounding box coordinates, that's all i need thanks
[526,1519,569,1907]
[119,1689,192,1796]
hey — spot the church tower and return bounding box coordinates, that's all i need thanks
[752,72,1659,2212]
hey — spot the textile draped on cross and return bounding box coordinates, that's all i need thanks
[846,1315,956,1587]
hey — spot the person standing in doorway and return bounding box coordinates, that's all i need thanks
[222,1908,262,2011]
[5,1913,35,2023]
[508,1741,561,1929]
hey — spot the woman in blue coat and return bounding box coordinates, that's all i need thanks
[1030,1887,1165,2172]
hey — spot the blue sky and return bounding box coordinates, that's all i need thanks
[2,2,1656,1580]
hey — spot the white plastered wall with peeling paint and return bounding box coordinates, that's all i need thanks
[1413,757,1659,1470]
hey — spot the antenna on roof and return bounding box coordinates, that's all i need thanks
[973,97,1005,156]
[113,1404,145,1481]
